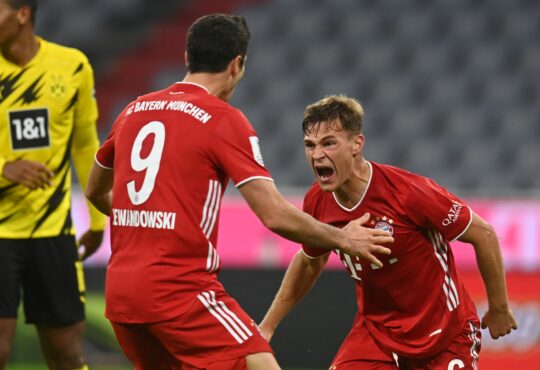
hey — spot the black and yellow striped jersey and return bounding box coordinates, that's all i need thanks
[0,37,106,238]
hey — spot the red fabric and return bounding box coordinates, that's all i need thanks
[97,82,271,323]
[332,361,398,370]
[111,284,272,369]
[302,161,478,357]
[181,358,247,370]
[398,319,482,370]
[331,312,396,365]
[332,318,481,370]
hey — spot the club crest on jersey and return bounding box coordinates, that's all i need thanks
[371,215,394,236]
[50,75,65,98]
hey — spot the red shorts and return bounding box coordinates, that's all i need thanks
[330,313,397,370]
[331,317,481,370]
[397,320,481,370]
[111,288,273,369]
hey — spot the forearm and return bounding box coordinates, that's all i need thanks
[261,251,326,333]
[268,200,347,251]
[88,192,111,215]
[473,232,510,310]
[461,213,510,310]
[241,180,346,251]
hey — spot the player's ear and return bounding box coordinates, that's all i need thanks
[184,51,189,68]
[229,55,243,78]
[352,134,365,155]
[17,6,32,26]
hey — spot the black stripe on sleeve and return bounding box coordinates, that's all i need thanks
[73,63,84,75]
[63,91,79,113]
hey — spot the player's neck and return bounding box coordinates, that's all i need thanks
[182,72,234,102]
[1,29,39,66]
[334,159,371,209]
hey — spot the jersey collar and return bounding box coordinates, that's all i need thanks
[332,161,373,212]
[173,81,210,94]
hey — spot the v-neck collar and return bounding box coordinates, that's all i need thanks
[332,161,373,212]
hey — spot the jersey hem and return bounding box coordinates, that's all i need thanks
[0,231,76,239]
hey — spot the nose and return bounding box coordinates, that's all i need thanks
[312,145,325,160]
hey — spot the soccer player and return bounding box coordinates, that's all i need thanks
[0,1,106,369]
[259,95,518,370]
[85,14,394,370]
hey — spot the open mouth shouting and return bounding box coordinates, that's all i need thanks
[315,165,335,183]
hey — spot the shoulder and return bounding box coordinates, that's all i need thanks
[211,104,254,134]
[303,182,324,211]
[373,162,450,206]
[372,161,431,189]
[305,182,322,200]
[43,39,90,66]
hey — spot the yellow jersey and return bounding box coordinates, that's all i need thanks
[0,37,106,238]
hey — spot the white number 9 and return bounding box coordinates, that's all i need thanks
[127,121,165,205]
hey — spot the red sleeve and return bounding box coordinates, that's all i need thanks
[301,187,331,258]
[95,103,133,169]
[211,110,272,186]
[406,176,472,242]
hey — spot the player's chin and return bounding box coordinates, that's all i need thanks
[316,178,338,192]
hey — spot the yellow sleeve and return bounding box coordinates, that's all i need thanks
[71,57,107,231]
[0,156,13,188]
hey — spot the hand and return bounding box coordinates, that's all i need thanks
[78,229,105,260]
[481,306,518,339]
[342,212,393,267]
[258,322,275,342]
[2,160,53,190]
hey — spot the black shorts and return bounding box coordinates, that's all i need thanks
[0,236,85,325]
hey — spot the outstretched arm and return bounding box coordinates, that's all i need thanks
[259,250,329,341]
[459,212,518,339]
[239,179,393,266]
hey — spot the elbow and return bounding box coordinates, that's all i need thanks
[85,186,101,205]
[471,220,499,250]
[261,211,287,234]
[480,220,497,240]
[261,213,280,233]
[486,223,497,239]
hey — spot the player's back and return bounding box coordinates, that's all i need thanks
[99,82,252,322]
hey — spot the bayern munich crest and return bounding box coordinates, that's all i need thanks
[372,216,394,236]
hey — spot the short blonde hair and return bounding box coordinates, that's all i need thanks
[302,95,364,135]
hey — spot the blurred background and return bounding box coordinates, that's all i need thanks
[9,0,540,369]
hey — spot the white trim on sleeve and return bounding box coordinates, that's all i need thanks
[235,176,274,188]
[300,248,330,259]
[451,206,473,242]
[94,154,113,170]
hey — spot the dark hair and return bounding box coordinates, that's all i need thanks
[302,95,364,136]
[186,13,250,73]
[7,0,37,24]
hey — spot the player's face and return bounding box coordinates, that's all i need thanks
[304,120,363,192]
[0,1,21,46]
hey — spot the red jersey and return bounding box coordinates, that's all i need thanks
[302,161,478,358]
[96,82,272,323]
